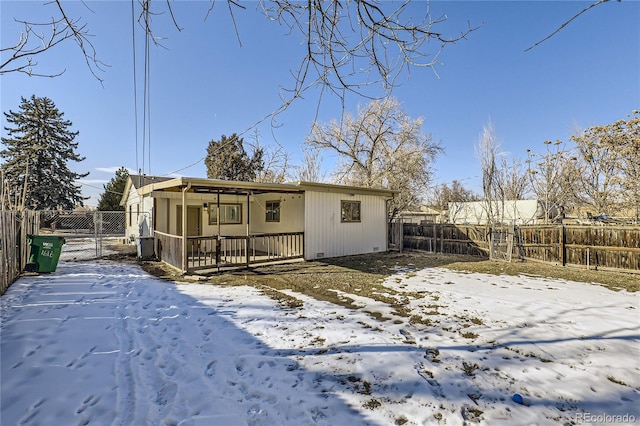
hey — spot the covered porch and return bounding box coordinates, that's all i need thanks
[142,178,305,273]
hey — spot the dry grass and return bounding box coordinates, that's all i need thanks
[136,251,637,317]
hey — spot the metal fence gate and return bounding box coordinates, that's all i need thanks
[37,211,127,261]
[388,219,404,251]
[490,223,514,262]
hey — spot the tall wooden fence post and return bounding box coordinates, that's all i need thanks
[560,225,566,266]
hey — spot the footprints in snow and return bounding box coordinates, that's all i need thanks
[66,345,97,369]
[76,395,100,414]
[23,344,42,358]
[205,356,281,411]
[156,383,178,406]
[18,398,46,425]
[205,361,217,378]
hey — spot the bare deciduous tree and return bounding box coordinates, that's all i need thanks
[248,133,291,184]
[525,0,621,52]
[611,110,640,222]
[1,0,106,82]
[305,97,442,218]
[292,147,326,183]
[3,1,474,108]
[428,180,478,212]
[570,112,639,219]
[526,140,580,222]
[495,157,530,201]
[475,121,501,224]
[258,0,474,103]
[573,140,620,217]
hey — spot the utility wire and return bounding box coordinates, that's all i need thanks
[79,181,124,196]
[146,23,151,175]
[131,0,139,174]
[142,8,149,177]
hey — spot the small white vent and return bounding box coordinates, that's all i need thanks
[316,252,324,258]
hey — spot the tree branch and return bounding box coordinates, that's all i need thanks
[525,0,617,52]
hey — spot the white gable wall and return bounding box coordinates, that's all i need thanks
[449,200,547,225]
[304,191,387,260]
[124,186,154,240]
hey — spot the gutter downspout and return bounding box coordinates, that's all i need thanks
[181,182,191,273]
[386,192,395,251]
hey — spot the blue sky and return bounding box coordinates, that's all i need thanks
[1,1,638,207]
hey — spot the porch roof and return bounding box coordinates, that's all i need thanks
[137,177,397,198]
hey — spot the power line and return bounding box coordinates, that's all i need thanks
[79,181,123,196]
[142,7,149,176]
[131,0,139,174]
[146,21,151,175]
[161,136,243,177]
[163,156,207,176]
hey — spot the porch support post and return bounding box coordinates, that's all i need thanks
[246,192,251,267]
[216,189,221,271]
[181,183,191,273]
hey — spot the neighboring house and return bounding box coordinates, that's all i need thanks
[399,206,443,224]
[120,176,396,272]
[448,200,557,225]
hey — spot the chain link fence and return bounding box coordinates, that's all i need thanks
[37,211,130,261]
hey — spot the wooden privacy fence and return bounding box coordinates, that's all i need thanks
[517,225,640,272]
[403,224,488,257]
[404,223,640,273]
[1,210,39,295]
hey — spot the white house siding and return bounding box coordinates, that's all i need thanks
[124,186,153,240]
[151,193,302,235]
[249,193,305,234]
[162,196,247,236]
[249,193,305,254]
[124,185,139,239]
[304,191,387,260]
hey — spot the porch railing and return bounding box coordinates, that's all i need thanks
[155,231,182,270]
[154,231,304,272]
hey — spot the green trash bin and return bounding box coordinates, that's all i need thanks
[26,234,66,273]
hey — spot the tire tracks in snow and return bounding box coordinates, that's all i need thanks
[113,270,138,425]
[112,271,222,425]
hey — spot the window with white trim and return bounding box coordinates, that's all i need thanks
[209,203,242,225]
[266,201,280,222]
[341,200,361,222]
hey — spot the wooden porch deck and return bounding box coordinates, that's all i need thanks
[154,231,304,273]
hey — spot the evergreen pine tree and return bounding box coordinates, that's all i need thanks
[1,95,88,210]
[97,167,129,211]
[205,134,264,181]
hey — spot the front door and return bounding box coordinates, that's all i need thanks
[177,206,201,236]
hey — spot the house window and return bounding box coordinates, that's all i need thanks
[266,201,280,222]
[209,203,242,225]
[129,205,132,226]
[341,200,361,222]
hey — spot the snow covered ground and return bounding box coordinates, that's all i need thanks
[1,260,639,425]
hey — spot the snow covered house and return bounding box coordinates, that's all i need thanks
[121,175,396,272]
[448,200,557,225]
